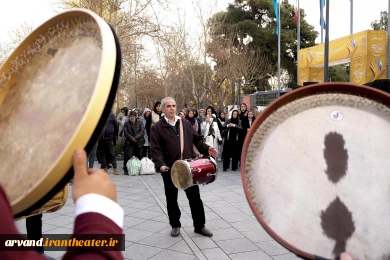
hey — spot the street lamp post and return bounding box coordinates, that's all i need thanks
[131,44,143,108]
[134,49,138,108]
[237,78,241,107]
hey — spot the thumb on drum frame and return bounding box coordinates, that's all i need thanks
[73,149,88,178]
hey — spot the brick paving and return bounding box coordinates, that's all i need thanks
[15,161,301,260]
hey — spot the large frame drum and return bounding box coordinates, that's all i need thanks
[241,83,390,259]
[0,9,121,219]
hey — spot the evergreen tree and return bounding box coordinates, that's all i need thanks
[371,11,388,31]
[208,0,318,89]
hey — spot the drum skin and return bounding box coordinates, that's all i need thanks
[171,161,192,189]
[171,156,217,189]
[0,9,119,218]
[241,83,390,260]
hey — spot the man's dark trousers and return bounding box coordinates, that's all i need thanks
[161,171,205,231]
[26,213,44,253]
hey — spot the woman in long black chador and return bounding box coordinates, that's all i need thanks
[221,110,242,171]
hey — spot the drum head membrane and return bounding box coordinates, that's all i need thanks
[0,13,104,213]
[244,93,390,259]
[171,161,191,189]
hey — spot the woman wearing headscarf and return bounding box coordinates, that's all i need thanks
[201,106,222,159]
[205,105,222,131]
[247,111,256,132]
[216,111,227,162]
[142,108,151,158]
[193,109,198,119]
[196,109,205,137]
[238,103,249,159]
[222,110,242,171]
[178,111,186,119]
[186,109,199,134]
[218,111,226,127]
[145,101,163,142]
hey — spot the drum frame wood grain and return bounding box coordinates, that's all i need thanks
[240,82,390,259]
[0,9,120,218]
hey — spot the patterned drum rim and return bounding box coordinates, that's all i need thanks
[241,82,390,259]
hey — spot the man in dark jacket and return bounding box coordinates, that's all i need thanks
[98,111,119,175]
[123,111,145,175]
[150,97,218,238]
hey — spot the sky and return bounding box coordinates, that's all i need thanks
[0,0,388,46]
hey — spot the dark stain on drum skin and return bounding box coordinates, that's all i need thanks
[323,132,348,183]
[320,197,356,256]
[322,132,355,257]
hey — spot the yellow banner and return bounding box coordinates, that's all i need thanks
[298,30,387,85]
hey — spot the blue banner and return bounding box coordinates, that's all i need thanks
[274,0,279,34]
[319,0,326,30]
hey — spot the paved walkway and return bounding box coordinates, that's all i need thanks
[15,161,300,260]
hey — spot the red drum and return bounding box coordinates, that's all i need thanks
[171,156,218,189]
[241,83,390,260]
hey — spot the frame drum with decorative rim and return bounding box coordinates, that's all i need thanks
[241,83,390,260]
[0,9,121,219]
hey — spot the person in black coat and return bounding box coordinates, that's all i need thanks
[238,103,249,160]
[222,109,242,171]
[150,97,218,238]
[97,111,119,175]
[123,111,145,175]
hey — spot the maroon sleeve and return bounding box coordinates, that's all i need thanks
[0,186,45,260]
[62,213,124,260]
[0,186,123,260]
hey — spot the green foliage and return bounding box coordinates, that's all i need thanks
[242,81,257,94]
[329,64,350,82]
[114,139,124,157]
[371,11,388,31]
[208,0,318,88]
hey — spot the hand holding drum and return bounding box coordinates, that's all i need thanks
[72,149,117,203]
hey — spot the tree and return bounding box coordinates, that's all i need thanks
[371,11,388,31]
[329,64,349,82]
[153,0,231,110]
[60,0,168,111]
[0,45,12,66]
[0,22,33,65]
[136,66,165,109]
[208,0,318,90]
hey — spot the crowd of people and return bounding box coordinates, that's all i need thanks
[86,100,261,238]
[94,102,262,174]
[1,97,356,259]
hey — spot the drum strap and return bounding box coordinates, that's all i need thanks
[180,119,184,159]
[179,119,200,159]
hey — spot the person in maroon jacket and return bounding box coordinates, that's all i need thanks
[150,97,218,238]
[0,149,124,260]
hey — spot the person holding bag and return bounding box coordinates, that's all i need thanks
[123,111,145,175]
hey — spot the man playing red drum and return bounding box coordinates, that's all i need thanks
[150,97,218,238]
